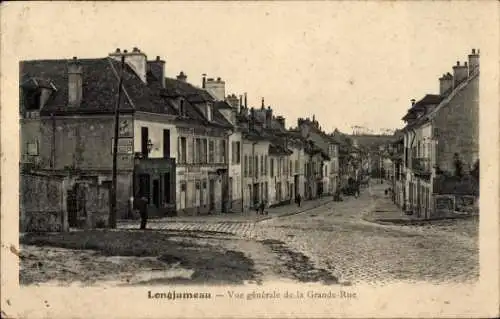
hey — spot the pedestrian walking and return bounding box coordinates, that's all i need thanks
[296,194,302,207]
[259,201,266,215]
[134,195,148,230]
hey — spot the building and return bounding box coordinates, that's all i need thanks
[296,116,339,195]
[401,49,480,219]
[20,47,234,221]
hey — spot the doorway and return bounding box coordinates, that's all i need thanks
[209,179,215,210]
[152,179,160,208]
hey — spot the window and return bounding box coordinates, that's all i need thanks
[178,137,187,163]
[260,156,264,176]
[270,159,274,177]
[295,160,298,174]
[249,156,253,176]
[141,127,149,157]
[163,129,170,158]
[255,155,259,178]
[244,155,248,177]
[24,89,42,111]
[264,155,268,175]
[232,141,241,164]
[195,138,203,163]
[220,140,227,163]
[209,140,215,163]
[202,139,208,163]
[289,160,292,176]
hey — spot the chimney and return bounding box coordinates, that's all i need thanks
[204,76,225,101]
[276,116,286,128]
[176,71,187,82]
[244,92,248,108]
[439,72,453,96]
[250,107,256,129]
[468,48,480,76]
[68,57,83,108]
[109,47,148,83]
[147,55,166,88]
[452,61,468,88]
[202,74,207,88]
[265,106,272,128]
[261,97,265,109]
[410,99,416,107]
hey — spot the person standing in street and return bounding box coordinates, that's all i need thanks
[134,195,148,230]
[296,193,302,207]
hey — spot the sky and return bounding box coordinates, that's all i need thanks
[2,1,496,134]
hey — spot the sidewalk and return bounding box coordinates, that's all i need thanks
[119,196,334,225]
[363,181,475,225]
[362,181,417,225]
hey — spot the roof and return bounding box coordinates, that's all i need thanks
[402,94,443,121]
[20,57,232,128]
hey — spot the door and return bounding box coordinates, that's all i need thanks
[253,183,259,206]
[228,177,233,209]
[209,179,215,210]
[195,181,201,207]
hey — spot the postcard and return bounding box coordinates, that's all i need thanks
[1,1,499,318]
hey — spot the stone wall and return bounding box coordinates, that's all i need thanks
[434,76,479,173]
[20,173,68,232]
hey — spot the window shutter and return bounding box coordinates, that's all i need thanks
[188,137,194,164]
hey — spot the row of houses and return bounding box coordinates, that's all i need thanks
[20,47,363,224]
[382,49,480,219]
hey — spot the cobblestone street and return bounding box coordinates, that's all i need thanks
[118,181,479,285]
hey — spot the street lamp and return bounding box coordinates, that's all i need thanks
[147,139,154,155]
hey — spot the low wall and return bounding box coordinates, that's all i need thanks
[20,173,69,232]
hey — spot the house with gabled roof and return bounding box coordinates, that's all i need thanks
[401,49,479,219]
[20,47,234,222]
[296,116,339,197]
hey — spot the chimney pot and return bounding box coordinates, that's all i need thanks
[133,47,139,52]
[472,49,476,54]
[156,56,160,61]
[217,77,221,81]
[72,56,77,60]
[123,50,128,53]
[115,48,121,53]
[456,61,460,66]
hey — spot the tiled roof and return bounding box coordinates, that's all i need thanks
[20,57,231,128]
[402,94,443,121]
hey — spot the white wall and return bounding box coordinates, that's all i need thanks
[134,118,178,159]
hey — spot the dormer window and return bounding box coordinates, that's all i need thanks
[179,99,186,117]
[206,103,213,121]
[21,78,57,112]
[24,89,42,111]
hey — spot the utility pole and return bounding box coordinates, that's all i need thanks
[109,55,126,229]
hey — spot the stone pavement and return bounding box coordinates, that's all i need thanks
[362,181,417,224]
[118,195,334,236]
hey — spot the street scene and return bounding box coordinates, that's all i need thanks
[17,7,479,287]
[21,180,478,286]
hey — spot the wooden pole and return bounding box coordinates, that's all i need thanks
[109,55,126,228]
